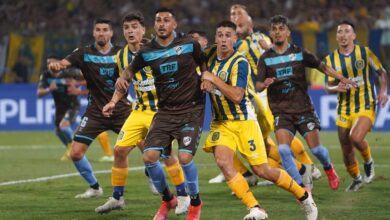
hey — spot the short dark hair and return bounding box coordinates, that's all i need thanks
[155,7,176,18]
[270,15,290,29]
[338,19,355,31]
[188,30,207,38]
[216,20,236,31]
[122,12,145,27]
[94,18,113,29]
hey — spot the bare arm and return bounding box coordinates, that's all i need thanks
[202,71,244,104]
[318,63,357,88]
[48,59,72,72]
[376,69,389,107]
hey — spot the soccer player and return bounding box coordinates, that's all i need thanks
[325,20,388,192]
[256,15,356,191]
[95,12,190,215]
[48,18,131,198]
[188,30,208,50]
[202,20,317,220]
[103,8,208,220]
[37,56,81,161]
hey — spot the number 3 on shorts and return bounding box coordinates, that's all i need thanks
[248,139,256,151]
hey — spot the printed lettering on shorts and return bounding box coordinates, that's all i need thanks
[80,117,88,128]
[307,122,315,131]
[338,114,347,123]
[117,130,125,141]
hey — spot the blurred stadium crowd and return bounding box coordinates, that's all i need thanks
[0,0,390,84]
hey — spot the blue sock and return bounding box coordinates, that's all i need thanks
[60,126,73,141]
[176,183,187,196]
[113,186,124,200]
[145,161,168,193]
[311,145,331,169]
[55,128,71,147]
[181,160,199,195]
[278,144,303,185]
[73,156,98,186]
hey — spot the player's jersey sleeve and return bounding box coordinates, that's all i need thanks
[232,59,249,89]
[324,55,336,83]
[303,49,321,68]
[131,52,147,74]
[192,41,207,71]
[116,49,124,76]
[367,47,384,72]
[65,47,83,68]
[256,56,267,82]
[37,72,49,88]
[236,39,249,56]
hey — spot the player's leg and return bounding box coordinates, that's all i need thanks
[338,126,363,192]
[57,110,77,160]
[349,115,375,183]
[97,131,114,162]
[291,136,322,181]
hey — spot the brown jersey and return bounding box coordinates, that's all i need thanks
[257,44,321,114]
[130,34,206,114]
[66,44,131,116]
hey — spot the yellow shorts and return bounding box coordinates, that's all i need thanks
[336,110,376,129]
[204,120,268,165]
[115,109,156,147]
[249,90,274,138]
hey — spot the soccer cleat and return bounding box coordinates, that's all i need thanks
[95,197,125,214]
[257,180,274,186]
[363,160,375,183]
[345,176,364,192]
[75,187,103,199]
[147,177,160,196]
[153,197,178,220]
[301,193,318,220]
[243,207,268,220]
[301,164,314,191]
[311,165,322,180]
[245,174,258,187]
[175,195,190,215]
[324,164,340,190]
[98,155,114,162]
[208,173,225,183]
[187,202,203,220]
[60,145,72,161]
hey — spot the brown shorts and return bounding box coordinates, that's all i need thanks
[73,108,130,145]
[144,108,204,157]
[274,111,321,137]
[55,108,79,127]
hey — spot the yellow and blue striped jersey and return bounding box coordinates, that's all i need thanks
[116,45,158,111]
[207,51,256,121]
[325,45,383,115]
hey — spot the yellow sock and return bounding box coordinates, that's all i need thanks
[291,137,313,164]
[233,154,249,174]
[98,132,113,156]
[227,173,259,208]
[165,160,185,186]
[359,142,372,163]
[295,159,303,171]
[112,167,128,186]
[346,161,360,178]
[275,169,306,199]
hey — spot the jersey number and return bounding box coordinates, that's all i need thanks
[248,140,256,151]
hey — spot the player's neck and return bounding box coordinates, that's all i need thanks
[95,42,112,54]
[217,49,234,60]
[128,43,140,53]
[338,44,354,55]
[273,41,289,54]
[156,33,175,47]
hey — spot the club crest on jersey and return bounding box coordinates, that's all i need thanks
[218,71,228,82]
[289,53,296,61]
[143,66,152,73]
[183,136,192,146]
[211,131,220,142]
[355,59,365,70]
[175,46,183,55]
[307,122,315,130]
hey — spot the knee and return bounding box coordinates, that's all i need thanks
[349,133,363,146]
[114,147,129,162]
[252,164,269,178]
[143,150,159,163]
[70,148,83,161]
[178,152,193,165]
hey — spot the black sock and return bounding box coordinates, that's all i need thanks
[299,165,306,175]
[298,191,309,202]
[190,194,201,206]
[162,187,173,202]
[243,171,253,177]
[113,191,123,200]
[90,182,100,190]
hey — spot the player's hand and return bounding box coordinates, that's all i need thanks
[377,91,388,108]
[49,81,57,91]
[115,77,129,94]
[263,77,276,88]
[336,82,348,93]
[201,71,215,83]
[102,101,116,117]
[48,62,65,72]
[201,80,214,92]
[340,77,357,89]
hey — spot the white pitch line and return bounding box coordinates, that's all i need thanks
[0,166,145,187]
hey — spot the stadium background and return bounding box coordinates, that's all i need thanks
[0,0,389,131]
